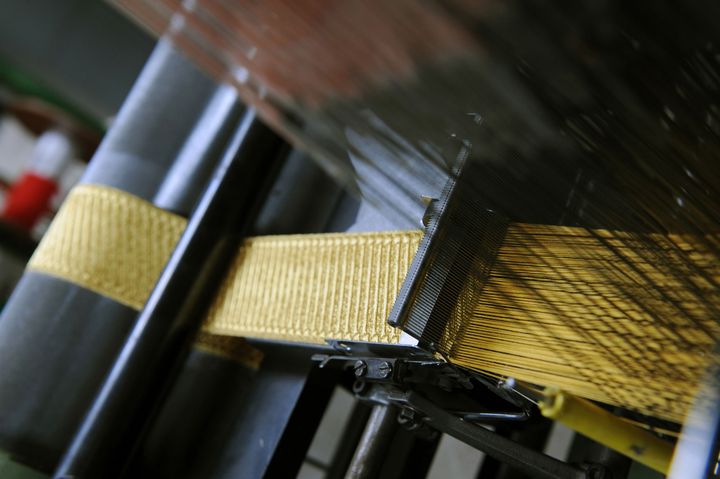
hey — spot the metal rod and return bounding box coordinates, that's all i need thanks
[476,420,553,479]
[345,404,398,479]
[153,83,244,215]
[669,363,720,478]
[327,401,372,479]
[53,111,285,478]
[405,391,589,479]
[461,411,529,422]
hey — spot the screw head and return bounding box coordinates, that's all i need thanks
[397,408,419,430]
[377,361,393,379]
[354,360,367,377]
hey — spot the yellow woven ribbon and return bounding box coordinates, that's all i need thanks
[27,184,720,422]
[29,185,418,345]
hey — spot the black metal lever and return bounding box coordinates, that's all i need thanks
[359,385,599,479]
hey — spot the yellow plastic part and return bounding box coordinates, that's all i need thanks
[539,388,674,474]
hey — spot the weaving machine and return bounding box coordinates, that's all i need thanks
[0,1,719,478]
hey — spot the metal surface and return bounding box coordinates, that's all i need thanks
[476,420,553,479]
[82,39,218,204]
[125,348,256,479]
[253,149,345,235]
[0,274,138,471]
[346,404,400,479]
[388,161,507,352]
[0,221,36,259]
[390,429,439,479]
[327,401,373,479]
[0,247,26,308]
[567,433,630,479]
[668,366,720,478]
[183,343,333,479]
[153,84,244,214]
[129,342,338,479]
[54,111,285,478]
[263,351,340,478]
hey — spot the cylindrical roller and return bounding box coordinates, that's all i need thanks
[346,405,399,479]
[0,39,233,473]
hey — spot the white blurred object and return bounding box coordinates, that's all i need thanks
[0,115,36,182]
[27,128,76,179]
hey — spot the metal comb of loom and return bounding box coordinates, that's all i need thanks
[310,163,619,479]
[311,153,685,477]
[388,159,508,355]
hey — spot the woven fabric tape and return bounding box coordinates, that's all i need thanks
[26,184,720,422]
[28,184,418,345]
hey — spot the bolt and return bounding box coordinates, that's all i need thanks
[584,464,607,479]
[398,407,415,424]
[377,361,393,379]
[354,360,367,377]
[498,377,515,390]
[398,408,419,430]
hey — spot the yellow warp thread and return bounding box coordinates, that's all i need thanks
[448,224,720,423]
[26,184,720,423]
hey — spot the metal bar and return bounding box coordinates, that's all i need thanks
[393,431,440,479]
[404,391,589,479]
[153,83,243,214]
[476,420,553,479]
[54,111,285,479]
[263,361,340,478]
[327,401,373,479]
[462,411,530,423]
[345,405,399,479]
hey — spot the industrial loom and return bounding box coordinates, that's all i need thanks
[0,1,719,478]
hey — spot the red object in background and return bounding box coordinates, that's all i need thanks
[1,172,58,230]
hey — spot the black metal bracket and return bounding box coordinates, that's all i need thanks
[312,351,537,412]
[313,349,605,479]
[356,384,604,479]
[313,354,470,387]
